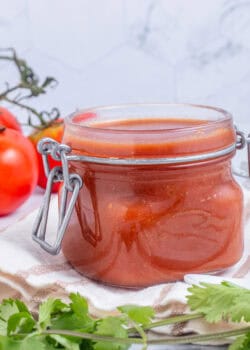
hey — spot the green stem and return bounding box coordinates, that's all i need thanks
[0,84,21,99]
[43,326,250,346]
[0,55,13,61]
[148,327,250,345]
[128,312,203,333]
[3,96,46,125]
[43,329,144,345]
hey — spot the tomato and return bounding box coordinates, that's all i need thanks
[0,127,38,216]
[0,107,22,132]
[29,120,64,192]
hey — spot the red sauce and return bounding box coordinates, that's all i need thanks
[61,115,243,287]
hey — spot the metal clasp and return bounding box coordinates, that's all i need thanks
[32,138,82,255]
[234,129,250,178]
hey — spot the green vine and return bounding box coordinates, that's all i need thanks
[0,47,60,129]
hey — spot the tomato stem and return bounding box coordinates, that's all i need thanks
[0,48,60,129]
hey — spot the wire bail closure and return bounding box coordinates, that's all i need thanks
[32,138,82,255]
[235,129,250,178]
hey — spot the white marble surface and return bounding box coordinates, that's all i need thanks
[0,0,249,129]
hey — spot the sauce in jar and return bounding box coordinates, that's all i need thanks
[61,104,243,288]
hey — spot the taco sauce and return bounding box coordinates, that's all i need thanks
[61,105,243,288]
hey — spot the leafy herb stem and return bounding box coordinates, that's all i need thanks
[43,329,144,345]
[128,312,203,333]
[147,327,250,345]
[43,326,250,345]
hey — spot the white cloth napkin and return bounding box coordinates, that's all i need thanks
[0,177,250,339]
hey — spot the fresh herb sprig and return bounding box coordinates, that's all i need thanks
[1,283,250,349]
[0,48,60,129]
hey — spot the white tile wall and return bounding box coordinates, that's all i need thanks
[0,0,250,128]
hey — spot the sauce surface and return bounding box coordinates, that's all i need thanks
[61,116,243,287]
[91,118,207,130]
[63,117,236,158]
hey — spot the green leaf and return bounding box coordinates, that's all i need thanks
[0,299,29,322]
[80,339,94,350]
[230,299,250,322]
[51,313,94,333]
[229,333,250,350]
[187,281,250,323]
[41,77,57,89]
[94,317,128,350]
[12,300,29,314]
[0,334,54,350]
[38,298,69,329]
[69,293,89,318]
[0,319,7,336]
[7,312,35,336]
[49,334,80,349]
[51,294,95,333]
[118,305,155,326]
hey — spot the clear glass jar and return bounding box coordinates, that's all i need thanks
[60,104,243,288]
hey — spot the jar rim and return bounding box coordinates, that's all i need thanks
[64,103,233,134]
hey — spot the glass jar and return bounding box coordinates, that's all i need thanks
[33,104,245,288]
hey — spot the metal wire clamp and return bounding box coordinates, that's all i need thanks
[235,129,250,177]
[32,138,82,255]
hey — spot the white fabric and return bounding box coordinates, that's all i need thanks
[0,177,250,339]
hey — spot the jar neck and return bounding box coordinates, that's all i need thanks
[63,104,236,159]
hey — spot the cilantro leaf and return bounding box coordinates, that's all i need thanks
[51,313,95,333]
[0,320,6,336]
[69,293,88,317]
[0,334,54,350]
[187,281,250,323]
[13,300,30,314]
[0,299,33,338]
[118,305,155,326]
[229,299,250,323]
[0,299,30,322]
[80,339,94,350]
[94,317,128,350]
[229,333,250,350]
[38,298,69,329]
[49,334,80,349]
[69,293,94,329]
[7,312,35,336]
[50,294,95,333]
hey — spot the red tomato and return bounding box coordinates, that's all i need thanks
[0,127,38,216]
[0,107,22,132]
[29,120,64,192]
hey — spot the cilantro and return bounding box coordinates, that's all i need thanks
[187,281,250,323]
[229,335,249,350]
[0,334,54,350]
[49,334,80,349]
[7,312,35,336]
[118,305,155,326]
[228,332,250,350]
[118,305,155,350]
[38,298,69,329]
[94,317,128,350]
[50,294,94,333]
[1,284,250,349]
[0,299,30,322]
[69,293,88,316]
